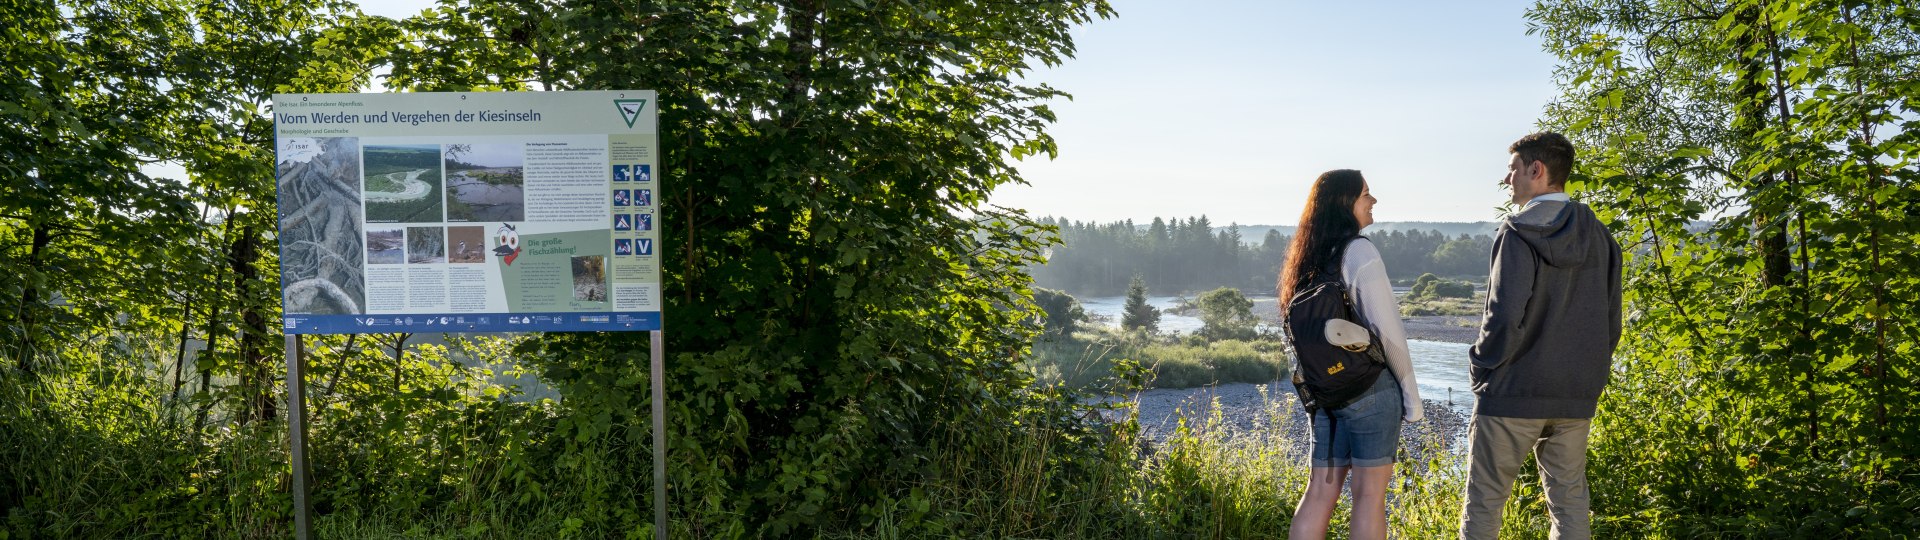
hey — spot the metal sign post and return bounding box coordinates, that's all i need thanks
[651,329,666,540]
[286,335,312,540]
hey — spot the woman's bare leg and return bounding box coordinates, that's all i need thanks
[1347,464,1394,540]
[1289,466,1350,540]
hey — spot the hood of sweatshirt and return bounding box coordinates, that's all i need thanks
[1507,200,1609,268]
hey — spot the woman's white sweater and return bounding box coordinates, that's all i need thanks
[1341,238,1424,422]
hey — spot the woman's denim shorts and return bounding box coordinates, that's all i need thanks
[1309,372,1403,468]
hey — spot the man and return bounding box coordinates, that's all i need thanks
[1461,132,1622,540]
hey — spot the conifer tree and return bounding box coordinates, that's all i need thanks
[1121,275,1159,333]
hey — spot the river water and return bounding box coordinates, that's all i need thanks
[1078,295,1477,411]
[446,169,526,221]
[364,169,434,201]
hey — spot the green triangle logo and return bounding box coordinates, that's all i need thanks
[614,99,648,128]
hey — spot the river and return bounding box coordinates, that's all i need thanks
[1078,294,1478,412]
[446,168,526,221]
[363,169,434,201]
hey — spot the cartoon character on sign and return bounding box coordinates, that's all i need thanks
[493,223,521,266]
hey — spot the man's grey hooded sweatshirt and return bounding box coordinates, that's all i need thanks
[1469,199,1622,419]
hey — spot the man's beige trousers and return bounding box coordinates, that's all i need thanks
[1459,415,1591,540]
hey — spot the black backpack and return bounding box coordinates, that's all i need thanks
[1283,237,1388,414]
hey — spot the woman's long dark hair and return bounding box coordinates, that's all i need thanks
[1278,169,1367,306]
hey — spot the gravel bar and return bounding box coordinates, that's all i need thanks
[1093,379,1470,461]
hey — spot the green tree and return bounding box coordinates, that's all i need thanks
[2,1,206,376]
[1121,275,1159,333]
[1,0,1131,536]
[1429,234,1493,276]
[1532,0,1920,535]
[1409,272,1472,300]
[381,0,1118,534]
[1194,287,1256,341]
[2,0,405,534]
[1032,287,1086,338]
[1408,273,1441,299]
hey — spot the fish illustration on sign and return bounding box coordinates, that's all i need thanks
[493,223,521,266]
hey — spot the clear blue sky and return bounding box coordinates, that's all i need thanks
[356,0,1563,224]
[999,0,1564,225]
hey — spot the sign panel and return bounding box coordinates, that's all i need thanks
[273,91,661,333]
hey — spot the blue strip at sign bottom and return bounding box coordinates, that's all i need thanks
[282,312,662,334]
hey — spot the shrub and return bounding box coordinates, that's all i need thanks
[1033,288,1087,338]
[1195,287,1258,341]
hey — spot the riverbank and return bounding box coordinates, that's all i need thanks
[1096,380,1469,459]
[1402,314,1478,344]
[1242,294,1480,345]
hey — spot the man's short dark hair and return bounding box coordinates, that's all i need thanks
[1509,132,1576,187]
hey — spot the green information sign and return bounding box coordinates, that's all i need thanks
[272,90,662,333]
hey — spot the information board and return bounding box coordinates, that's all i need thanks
[273,90,661,333]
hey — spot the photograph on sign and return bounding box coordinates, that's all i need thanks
[273,91,661,333]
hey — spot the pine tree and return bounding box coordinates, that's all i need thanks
[1121,275,1159,333]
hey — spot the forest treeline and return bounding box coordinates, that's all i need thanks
[1029,215,1493,296]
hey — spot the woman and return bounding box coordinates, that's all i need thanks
[1281,169,1423,540]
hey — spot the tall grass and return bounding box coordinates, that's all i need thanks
[6,331,1557,539]
[0,334,290,539]
[841,382,1540,539]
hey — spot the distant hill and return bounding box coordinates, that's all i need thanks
[1362,221,1502,237]
[1221,222,1500,246]
[1039,216,1503,247]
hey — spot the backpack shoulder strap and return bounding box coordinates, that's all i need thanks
[1320,235,1369,280]
[1331,235,1372,326]
[1304,235,1366,284]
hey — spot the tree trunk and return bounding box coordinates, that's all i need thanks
[321,334,356,398]
[13,224,51,377]
[1734,4,1793,289]
[171,299,197,400]
[1840,7,1890,444]
[781,0,820,128]
[391,332,410,393]
[1754,6,1820,457]
[229,218,275,425]
[192,211,240,438]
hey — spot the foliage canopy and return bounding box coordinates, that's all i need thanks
[3,0,1125,536]
[1531,0,1920,534]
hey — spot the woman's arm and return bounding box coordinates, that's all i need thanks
[1344,238,1424,422]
